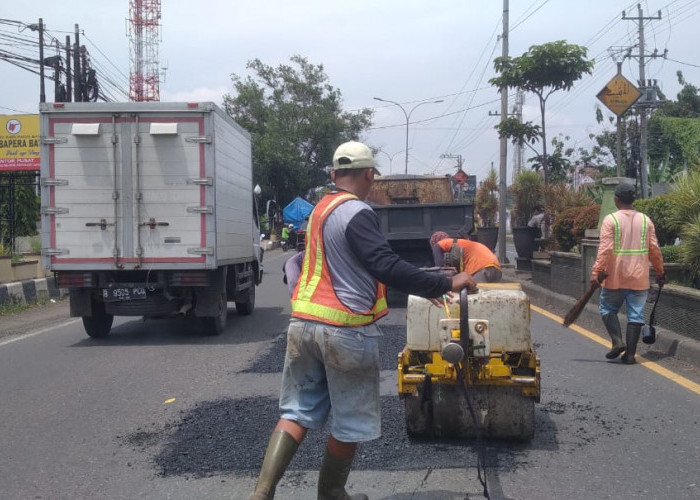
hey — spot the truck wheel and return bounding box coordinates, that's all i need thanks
[235,285,255,315]
[82,314,114,338]
[203,292,228,336]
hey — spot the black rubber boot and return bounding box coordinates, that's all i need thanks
[249,431,299,500]
[621,323,643,364]
[602,313,626,359]
[317,450,368,500]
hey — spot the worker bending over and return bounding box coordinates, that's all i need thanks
[430,231,502,283]
[248,141,475,500]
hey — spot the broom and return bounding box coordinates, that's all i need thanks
[562,271,608,327]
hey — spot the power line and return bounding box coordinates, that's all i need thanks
[0,104,32,114]
[511,0,550,32]
[368,97,502,130]
[665,56,700,68]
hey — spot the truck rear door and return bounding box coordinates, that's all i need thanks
[43,109,210,269]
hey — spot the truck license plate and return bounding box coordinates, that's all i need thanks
[102,286,147,302]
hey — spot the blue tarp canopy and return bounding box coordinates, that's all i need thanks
[282,197,314,230]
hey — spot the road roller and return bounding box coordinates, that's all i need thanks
[398,282,540,440]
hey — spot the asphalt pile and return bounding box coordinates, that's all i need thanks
[120,324,625,479]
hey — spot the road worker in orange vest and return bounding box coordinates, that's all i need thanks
[248,141,475,500]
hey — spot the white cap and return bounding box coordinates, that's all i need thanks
[332,141,380,174]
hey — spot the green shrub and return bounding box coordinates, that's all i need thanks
[29,236,42,254]
[660,245,682,263]
[475,168,499,226]
[552,204,599,252]
[633,194,679,246]
[510,170,543,227]
[679,213,700,278]
[668,171,700,279]
[552,207,579,252]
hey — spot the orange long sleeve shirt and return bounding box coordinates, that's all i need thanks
[436,238,501,275]
[591,209,664,290]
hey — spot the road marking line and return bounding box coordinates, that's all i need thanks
[0,319,80,347]
[531,304,700,396]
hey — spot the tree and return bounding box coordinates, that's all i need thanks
[490,40,594,184]
[223,55,373,208]
[583,72,700,184]
[648,71,700,179]
[528,135,572,184]
[0,173,39,252]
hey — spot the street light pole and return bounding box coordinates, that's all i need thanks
[376,149,405,175]
[374,97,443,174]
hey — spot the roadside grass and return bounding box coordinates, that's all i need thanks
[0,296,51,316]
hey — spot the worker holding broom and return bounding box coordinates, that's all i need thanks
[590,183,665,364]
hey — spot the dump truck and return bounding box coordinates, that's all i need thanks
[368,174,474,267]
[39,102,263,338]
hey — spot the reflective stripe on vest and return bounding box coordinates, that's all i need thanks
[291,192,388,326]
[611,212,649,255]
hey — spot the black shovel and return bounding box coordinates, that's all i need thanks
[642,283,664,345]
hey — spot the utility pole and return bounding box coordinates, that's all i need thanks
[497,0,509,263]
[615,62,624,177]
[623,4,661,198]
[511,90,524,182]
[73,24,82,102]
[38,19,46,103]
[65,35,72,102]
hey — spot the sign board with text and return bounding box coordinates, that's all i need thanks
[0,114,40,171]
[596,74,641,117]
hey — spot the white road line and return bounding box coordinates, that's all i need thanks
[0,319,80,347]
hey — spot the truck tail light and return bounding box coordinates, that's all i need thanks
[57,272,95,288]
[169,271,211,287]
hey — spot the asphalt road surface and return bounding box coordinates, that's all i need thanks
[1,249,699,499]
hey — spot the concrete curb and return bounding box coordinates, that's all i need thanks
[0,277,66,306]
[506,269,700,371]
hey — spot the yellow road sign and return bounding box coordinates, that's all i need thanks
[0,114,40,171]
[597,74,642,116]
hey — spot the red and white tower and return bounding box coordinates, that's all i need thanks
[128,0,161,101]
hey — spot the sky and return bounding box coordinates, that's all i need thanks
[2,0,698,186]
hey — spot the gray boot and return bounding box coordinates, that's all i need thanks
[621,323,643,364]
[602,313,626,359]
[317,450,368,500]
[249,431,299,500]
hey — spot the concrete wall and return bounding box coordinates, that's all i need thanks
[550,252,585,298]
[0,255,51,285]
[0,277,65,306]
[532,254,700,344]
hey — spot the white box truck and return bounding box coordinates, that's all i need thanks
[39,102,263,337]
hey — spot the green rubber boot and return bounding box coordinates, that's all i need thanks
[248,431,299,500]
[602,313,626,359]
[317,450,368,500]
[621,323,643,364]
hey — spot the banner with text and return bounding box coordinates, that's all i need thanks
[0,114,40,171]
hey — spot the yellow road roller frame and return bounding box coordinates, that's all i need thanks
[398,347,540,402]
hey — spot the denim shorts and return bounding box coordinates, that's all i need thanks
[279,319,382,442]
[599,288,649,324]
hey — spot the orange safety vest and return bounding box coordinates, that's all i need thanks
[291,191,388,326]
